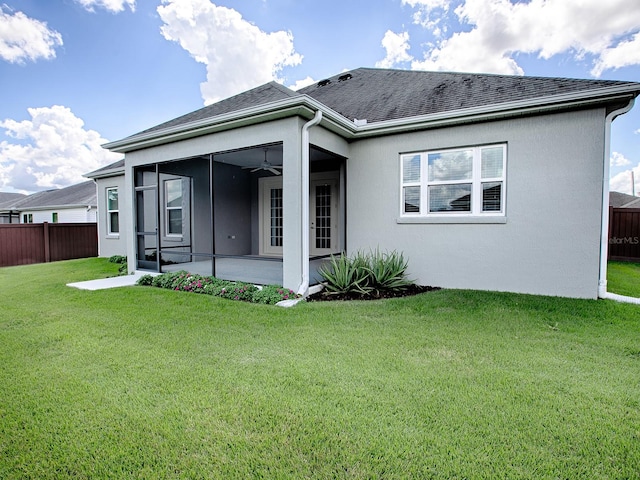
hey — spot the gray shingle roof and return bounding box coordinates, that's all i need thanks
[9,181,96,210]
[0,192,27,208]
[298,67,636,123]
[623,197,640,208]
[85,159,125,178]
[128,67,639,137]
[138,82,298,135]
[610,191,638,207]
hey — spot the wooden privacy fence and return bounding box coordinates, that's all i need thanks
[609,207,640,262]
[0,222,97,267]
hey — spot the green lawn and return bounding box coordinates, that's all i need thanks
[608,260,640,297]
[1,259,639,479]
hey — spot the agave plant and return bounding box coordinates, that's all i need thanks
[318,249,414,297]
[317,252,370,295]
[366,249,413,294]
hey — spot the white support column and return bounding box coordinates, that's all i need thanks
[124,160,136,274]
[282,118,304,291]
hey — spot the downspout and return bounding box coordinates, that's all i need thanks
[598,98,637,302]
[297,110,323,297]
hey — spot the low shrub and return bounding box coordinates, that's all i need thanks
[108,255,128,276]
[218,282,257,302]
[136,272,297,305]
[108,255,127,264]
[137,274,154,286]
[252,285,298,304]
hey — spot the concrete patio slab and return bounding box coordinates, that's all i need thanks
[67,272,149,291]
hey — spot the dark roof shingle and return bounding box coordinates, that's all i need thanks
[85,159,125,178]
[0,192,27,208]
[138,82,299,135]
[298,67,635,123]
[127,67,640,137]
[9,181,96,209]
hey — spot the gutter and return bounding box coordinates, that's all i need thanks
[297,110,323,297]
[84,167,125,180]
[17,204,97,211]
[103,98,351,153]
[103,84,640,154]
[598,98,636,303]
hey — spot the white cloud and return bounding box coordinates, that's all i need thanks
[402,0,451,32]
[592,32,640,77]
[289,76,316,91]
[610,163,640,195]
[611,152,632,167]
[0,6,63,63]
[0,106,121,192]
[376,30,413,68]
[408,0,640,76]
[157,0,302,105]
[74,0,136,13]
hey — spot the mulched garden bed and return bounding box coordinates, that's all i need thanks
[306,284,439,302]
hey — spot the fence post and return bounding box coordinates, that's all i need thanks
[608,206,613,260]
[43,222,51,263]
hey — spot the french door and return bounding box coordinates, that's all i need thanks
[259,172,340,256]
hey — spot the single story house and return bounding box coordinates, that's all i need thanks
[0,192,27,224]
[97,67,640,299]
[86,159,126,258]
[610,191,640,209]
[0,181,97,224]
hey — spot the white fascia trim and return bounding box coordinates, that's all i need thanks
[103,84,640,154]
[17,205,95,212]
[84,168,125,180]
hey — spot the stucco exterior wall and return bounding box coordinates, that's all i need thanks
[95,175,127,258]
[346,108,606,298]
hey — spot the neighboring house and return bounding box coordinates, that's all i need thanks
[99,67,640,299]
[0,181,97,224]
[0,192,27,223]
[610,191,640,208]
[85,159,126,258]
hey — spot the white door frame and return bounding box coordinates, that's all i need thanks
[258,172,340,257]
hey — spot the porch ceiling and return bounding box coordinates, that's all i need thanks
[212,144,339,170]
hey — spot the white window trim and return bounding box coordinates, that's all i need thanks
[399,143,507,223]
[106,187,119,236]
[164,179,183,238]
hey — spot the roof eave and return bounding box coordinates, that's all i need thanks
[16,203,96,211]
[355,84,640,137]
[103,83,640,153]
[84,168,125,180]
[103,96,357,153]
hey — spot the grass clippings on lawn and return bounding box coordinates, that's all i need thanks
[1,258,639,479]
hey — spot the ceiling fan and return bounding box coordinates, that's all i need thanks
[242,148,282,175]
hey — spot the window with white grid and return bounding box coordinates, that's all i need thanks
[401,144,506,217]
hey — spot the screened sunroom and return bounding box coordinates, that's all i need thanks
[132,142,346,287]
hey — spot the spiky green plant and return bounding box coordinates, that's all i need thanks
[366,249,413,294]
[317,252,370,295]
[318,249,414,296]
